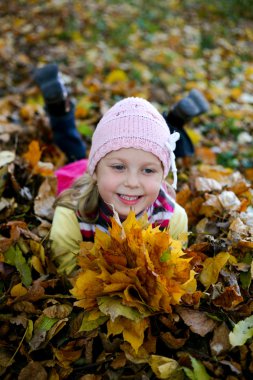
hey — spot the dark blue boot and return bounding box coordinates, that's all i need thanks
[49,103,86,162]
[33,64,86,162]
[164,89,209,158]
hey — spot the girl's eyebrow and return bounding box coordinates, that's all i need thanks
[108,159,161,167]
[105,153,162,167]
[106,156,125,162]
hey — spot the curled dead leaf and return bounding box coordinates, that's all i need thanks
[43,304,73,319]
[160,330,189,349]
[212,286,244,310]
[176,306,217,336]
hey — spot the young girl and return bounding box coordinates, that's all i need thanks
[33,63,209,162]
[49,97,188,275]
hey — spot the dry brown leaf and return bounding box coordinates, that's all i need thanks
[176,306,217,336]
[18,361,48,380]
[43,304,72,319]
[212,286,244,310]
[110,352,127,369]
[17,283,45,303]
[11,301,36,313]
[34,176,57,220]
[210,322,232,356]
[160,330,189,349]
[52,341,82,368]
[79,375,102,380]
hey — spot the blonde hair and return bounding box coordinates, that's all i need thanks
[54,173,99,223]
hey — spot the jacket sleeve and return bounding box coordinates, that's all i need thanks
[169,202,188,241]
[49,206,82,275]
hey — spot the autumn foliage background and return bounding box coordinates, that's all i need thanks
[0,1,253,379]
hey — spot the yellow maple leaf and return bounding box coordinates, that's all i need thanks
[107,316,149,353]
[71,270,104,310]
[199,251,231,289]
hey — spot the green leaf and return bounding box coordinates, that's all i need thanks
[160,249,171,262]
[183,357,211,380]
[4,245,32,287]
[240,271,251,290]
[229,315,253,347]
[25,319,34,342]
[240,252,252,289]
[243,252,253,265]
[205,312,223,322]
[78,123,94,137]
[217,152,239,169]
[79,312,108,332]
[37,315,59,332]
[17,262,32,287]
[183,368,195,380]
[98,296,142,322]
[4,246,16,266]
[191,357,210,380]
[17,238,29,254]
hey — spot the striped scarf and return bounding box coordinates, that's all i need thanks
[77,185,175,241]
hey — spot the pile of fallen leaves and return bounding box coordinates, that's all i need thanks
[0,141,252,379]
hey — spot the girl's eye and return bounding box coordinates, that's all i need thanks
[143,168,155,174]
[111,164,125,171]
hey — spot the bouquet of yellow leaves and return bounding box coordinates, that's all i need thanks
[71,211,196,353]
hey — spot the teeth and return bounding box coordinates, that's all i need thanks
[120,195,139,200]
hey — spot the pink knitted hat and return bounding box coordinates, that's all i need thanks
[88,97,180,188]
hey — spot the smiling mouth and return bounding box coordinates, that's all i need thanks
[118,194,142,202]
[118,194,141,201]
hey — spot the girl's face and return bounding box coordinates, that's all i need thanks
[93,148,164,218]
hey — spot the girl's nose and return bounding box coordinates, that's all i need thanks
[124,171,139,188]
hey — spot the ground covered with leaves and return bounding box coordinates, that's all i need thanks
[0,1,252,379]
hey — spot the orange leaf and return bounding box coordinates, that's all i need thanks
[52,342,82,368]
[23,140,42,168]
[195,147,216,165]
[244,168,253,181]
[212,286,243,310]
[23,141,54,176]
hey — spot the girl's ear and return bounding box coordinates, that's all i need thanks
[92,171,97,181]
